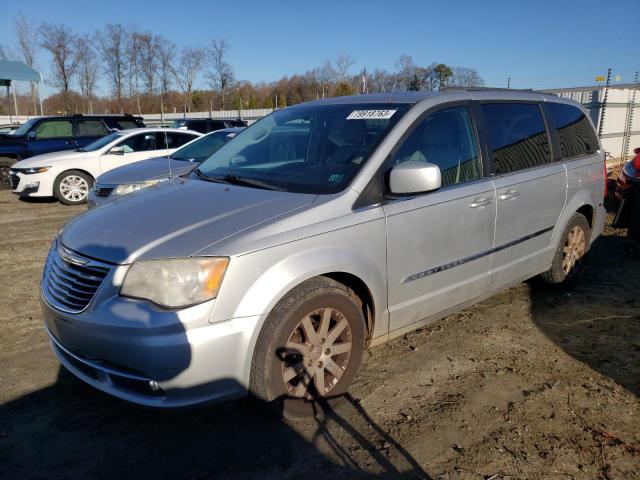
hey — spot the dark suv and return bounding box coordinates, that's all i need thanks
[170,118,247,134]
[0,114,145,187]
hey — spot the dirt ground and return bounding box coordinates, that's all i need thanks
[0,189,638,480]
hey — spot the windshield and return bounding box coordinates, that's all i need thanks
[196,103,408,194]
[170,120,187,128]
[171,130,238,162]
[12,118,40,136]
[78,132,122,152]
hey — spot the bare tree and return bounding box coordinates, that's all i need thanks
[317,60,335,98]
[14,14,39,114]
[334,54,355,83]
[450,66,485,87]
[96,24,128,112]
[40,23,80,111]
[174,47,205,113]
[157,38,176,112]
[75,35,99,113]
[135,32,159,95]
[207,39,234,110]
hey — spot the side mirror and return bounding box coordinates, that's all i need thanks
[109,146,125,155]
[27,131,36,140]
[389,161,441,195]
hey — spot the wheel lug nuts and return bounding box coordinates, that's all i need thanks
[325,348,331,355]
[317,361,323,368]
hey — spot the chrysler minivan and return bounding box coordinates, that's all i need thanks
[41,90,606,415]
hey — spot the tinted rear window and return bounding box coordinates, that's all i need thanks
[546,102,599,159]
[481,103,551,174]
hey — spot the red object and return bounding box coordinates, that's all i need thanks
[633,153,640,171]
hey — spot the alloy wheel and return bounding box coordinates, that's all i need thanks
[59,175,89,202]
[281,307,353,399]
[562,225,586,275]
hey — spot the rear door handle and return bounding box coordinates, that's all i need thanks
[499,189,520,201]
[469,197,493,208]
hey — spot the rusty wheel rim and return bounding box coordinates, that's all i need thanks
[281,308,352,399]
[562,225,586,275]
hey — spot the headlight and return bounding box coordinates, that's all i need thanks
[112,180,161,196]
[120,257,229,308]
[22,166,51,174]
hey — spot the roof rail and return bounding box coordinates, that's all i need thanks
[440,86,537,93]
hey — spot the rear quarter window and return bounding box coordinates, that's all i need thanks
[481,103,551,175]
[546,103,599,159]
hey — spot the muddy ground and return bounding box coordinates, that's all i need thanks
[0,189,638,479]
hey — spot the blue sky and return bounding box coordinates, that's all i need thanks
[1,0,638,96]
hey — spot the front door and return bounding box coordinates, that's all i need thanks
[99,132,167,174]
[385,104,496,333]
[480,102,567,289]
[29,118,75,156]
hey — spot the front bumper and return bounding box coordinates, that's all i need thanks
[10,170,51,196]
[43,296,262,407]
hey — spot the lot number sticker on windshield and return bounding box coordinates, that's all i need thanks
[347,110,396,120]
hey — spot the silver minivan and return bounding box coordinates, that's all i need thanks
[42,90,606,415]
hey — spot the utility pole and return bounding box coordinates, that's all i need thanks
[598,67,612,139]
[620,71,639,161]
[507,77,511,89]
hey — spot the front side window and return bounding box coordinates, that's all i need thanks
[117,133,158,153]
[77,120,109,137]
[171,131,237,162]
[547,102,598,159]
[114,119,140,130]
[392,105,482,187]
[197,103,409,194]
[481,103,551,174]
[35,120,73,139]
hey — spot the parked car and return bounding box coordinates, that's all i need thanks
[10,128,200,205]
[41,90,605,416]
[88,127,244,208]
[170,117,247,134]
[0,114,145,187]
[612,154,640,245]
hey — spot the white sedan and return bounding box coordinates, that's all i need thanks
[10,128,201,205]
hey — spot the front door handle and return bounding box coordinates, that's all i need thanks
[499,189,520,201]
[469,197,493,208]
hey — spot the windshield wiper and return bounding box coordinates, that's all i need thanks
[195,170,284,191]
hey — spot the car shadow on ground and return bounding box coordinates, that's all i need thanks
[0,367,431,479]
[529,232,640,397]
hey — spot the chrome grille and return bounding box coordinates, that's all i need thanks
[42,242,110,313]
[93,186,114,197]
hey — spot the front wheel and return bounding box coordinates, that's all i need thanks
[250,277,366,418]
[54,170,93,205]
[540,213,591,285]
[0,157,15,189]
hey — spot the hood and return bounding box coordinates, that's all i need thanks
[97,157,195,185]
[59,177,317,264]
[13,150,88,168]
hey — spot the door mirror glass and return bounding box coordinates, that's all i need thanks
[27,131,36,140]
[389,161,441,195]
[108,146,125,155]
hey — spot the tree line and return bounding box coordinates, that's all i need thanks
[1,15,485,116]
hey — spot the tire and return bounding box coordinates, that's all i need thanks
[53,170,93,205]
[628,187,640,244]
[540,213,591,285]
[250,277,366,418]
[0,157,15,190]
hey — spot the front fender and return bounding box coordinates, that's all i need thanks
[210,216,389,339]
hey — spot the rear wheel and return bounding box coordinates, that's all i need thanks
[250,277,366,418]
[540,213,591,285]
[54,170,93,205]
